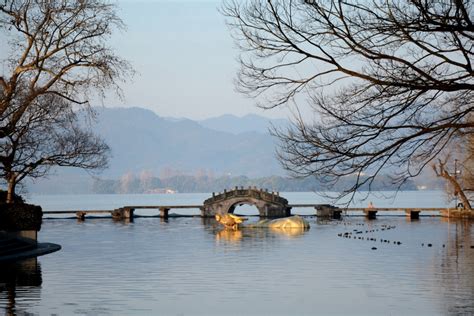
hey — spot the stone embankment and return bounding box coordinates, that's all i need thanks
[0,203,61,262]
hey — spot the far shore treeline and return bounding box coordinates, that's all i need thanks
[91,174,419,194]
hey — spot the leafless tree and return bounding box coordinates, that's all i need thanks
[222,0,474,203]
[0,94,109,203]
[432,158,471,209]
[0,1,132,202]
[462,135,474,194]
[432,126,474,209]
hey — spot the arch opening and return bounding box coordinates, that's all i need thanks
[228,201,261,217]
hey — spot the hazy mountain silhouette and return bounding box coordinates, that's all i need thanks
[89,107,283,178]
[198,113,289,135]
[24,107,431,194]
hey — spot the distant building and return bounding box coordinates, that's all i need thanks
[145,188,177,194]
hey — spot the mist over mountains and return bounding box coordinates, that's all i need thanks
[24,107,436,194]
[93,107,284,178]
[26,107,289,193]
[198,114,289,135]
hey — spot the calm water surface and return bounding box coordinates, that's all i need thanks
[1,191,473,315]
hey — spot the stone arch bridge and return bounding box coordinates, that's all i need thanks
[202,187,291,218]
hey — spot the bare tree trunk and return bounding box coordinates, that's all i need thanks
[6,174,16,204]
[446,174,471,210]
[433,161,472,210]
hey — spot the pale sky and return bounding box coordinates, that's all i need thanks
[105,0,291,119]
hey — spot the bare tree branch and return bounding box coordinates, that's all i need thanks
[223,0,474,203]
[0,1,131,202]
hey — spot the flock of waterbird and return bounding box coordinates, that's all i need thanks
[337,222,474,250]
[337,223,401,250]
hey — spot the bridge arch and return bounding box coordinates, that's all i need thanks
[202,187,291,218]
[227,199,262,215]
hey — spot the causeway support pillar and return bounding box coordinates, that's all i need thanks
[122,208,134,219]
[405,209,420,220]
[111,208,134,221]
[332,209,342,220]
[316,205,342,219]
[76,211,86,221]
[364,210,377,220]
[159,207,170,219]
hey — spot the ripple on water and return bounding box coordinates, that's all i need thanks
[1,216,473,315]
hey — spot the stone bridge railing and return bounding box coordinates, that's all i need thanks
[203,187,288,206]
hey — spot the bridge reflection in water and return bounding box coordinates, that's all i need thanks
[214,226,309,244]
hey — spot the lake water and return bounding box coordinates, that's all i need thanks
[1,191,474,315]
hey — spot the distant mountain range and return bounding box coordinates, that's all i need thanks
[91,107,286,178]
[198,113,289,135]
[26,107,290,193]
[24,107,440,194]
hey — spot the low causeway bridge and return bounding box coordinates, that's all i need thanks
[43,187,459,220]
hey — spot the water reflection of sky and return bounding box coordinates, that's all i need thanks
[1,215,473,315]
